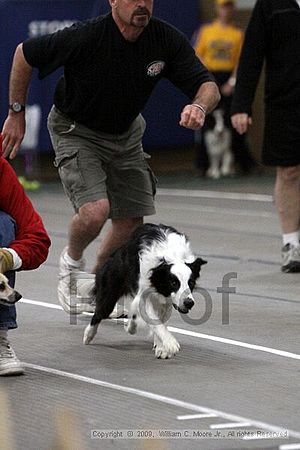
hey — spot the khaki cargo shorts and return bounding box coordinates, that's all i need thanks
[47,107,157,218]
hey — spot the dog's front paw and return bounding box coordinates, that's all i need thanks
[207,167,221,179]
[155,336,180,359]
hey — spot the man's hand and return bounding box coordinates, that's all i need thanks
[1,114,26,159]
[231,113,252,135]
[179,104,206,130]
[0,249,14,274]
[220,82,234,97]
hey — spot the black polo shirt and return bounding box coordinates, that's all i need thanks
[23,13,214,133]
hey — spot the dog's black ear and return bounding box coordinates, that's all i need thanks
[151,259,170,277]
[150,262,174,297]
[187,257,207,277]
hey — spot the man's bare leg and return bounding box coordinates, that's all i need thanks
[275,165,300,272]
[93,216,143,272]
[67,199,110,262]
[275,165,300,235]
[58,198,110,313]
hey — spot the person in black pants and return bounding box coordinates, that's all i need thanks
[231,0,300,272]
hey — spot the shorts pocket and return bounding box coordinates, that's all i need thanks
[141,152,157,197]
[54,147,78,168]
[146,164,158,197]
[54,148,86,195]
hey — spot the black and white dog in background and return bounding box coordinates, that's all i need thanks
[204,108,234,179]
[83,223,207,359]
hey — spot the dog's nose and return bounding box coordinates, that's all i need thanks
[183,298,194,309]
[15,291,22,301]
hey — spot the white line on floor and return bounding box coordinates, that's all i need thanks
[20,299,300,362]
[177,413,217,421]
[167,326,300,361]
[23,362,300,439]
[210,422,251,429]
[21,299,62,309]
[157,188,273,203]
[279,444,300,449]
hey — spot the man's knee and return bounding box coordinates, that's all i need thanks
[78,199,110,233]
[0,212,16,287]
[277,165,300,183]
[0,212,16,247]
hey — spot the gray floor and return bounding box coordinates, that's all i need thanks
[2,175,300,450]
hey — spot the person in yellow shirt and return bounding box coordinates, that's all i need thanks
[193,0,257,175]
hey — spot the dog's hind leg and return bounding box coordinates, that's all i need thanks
[83,314,102,345]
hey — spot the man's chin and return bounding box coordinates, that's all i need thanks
[132,15,150,27]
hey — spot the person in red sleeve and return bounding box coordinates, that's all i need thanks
[0,136,51,375]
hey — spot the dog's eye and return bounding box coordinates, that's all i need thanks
[0,282,6,291]
[170,278,179,289]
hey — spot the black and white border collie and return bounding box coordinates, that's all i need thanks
[83,223,207,359]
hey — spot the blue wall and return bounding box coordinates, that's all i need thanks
[0,0,96,153]
[0,0,201,152]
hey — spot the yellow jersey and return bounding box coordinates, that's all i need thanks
[194,20,243,72]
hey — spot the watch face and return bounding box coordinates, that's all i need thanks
[12,102,22,112]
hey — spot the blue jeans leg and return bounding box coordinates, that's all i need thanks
[0,211,17,330]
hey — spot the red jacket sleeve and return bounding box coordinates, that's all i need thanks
[0,157,51,270]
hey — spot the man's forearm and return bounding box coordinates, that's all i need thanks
[1,43,33,159]
[192,81,220,115]
[8,44,33,108]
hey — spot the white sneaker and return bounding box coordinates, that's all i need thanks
[73,273,128,318]
[58,247,128,317]
[58,247,95,314]
[0,337,24,376]
[281,243,300,273]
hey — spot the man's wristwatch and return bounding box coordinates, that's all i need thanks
[9,102,25,113]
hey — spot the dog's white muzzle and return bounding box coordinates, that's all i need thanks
[172,290,195,314]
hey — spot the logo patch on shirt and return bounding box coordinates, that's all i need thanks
[147,61,166,77]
